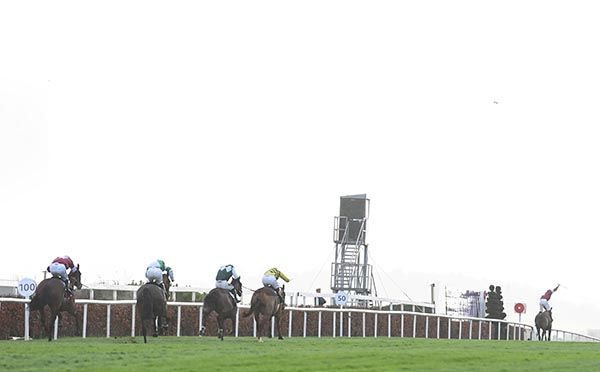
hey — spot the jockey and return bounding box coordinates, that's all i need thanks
[215,264,241,303]
[47,255,76,296]
[262,267,290,304]
[539,284,560,312]
[146,259,174,292]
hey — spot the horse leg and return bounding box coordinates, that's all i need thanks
[141,318,148,343]
[66,299,80,337]
[73,310,81,337]
[40,308,48,340]
[216,314,225,341]
[153,316,159,337]
[160,302,169,333]
[48,310,59,341]
[254,313,263,342]
[229,312,237,337]
[275,313,283,340]
[160,314,169,335]
[200,306,211,336]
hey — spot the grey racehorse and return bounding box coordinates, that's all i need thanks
[535,309,553,341]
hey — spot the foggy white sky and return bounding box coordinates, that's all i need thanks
[1,1,599,334]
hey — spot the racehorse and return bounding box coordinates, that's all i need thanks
[535,309,553,341]
[200,277,242,340]
[136,273,170,343]
[242,285,286,342]
[29,265,83,341]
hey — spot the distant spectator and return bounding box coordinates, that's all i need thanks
[315,288,326,307]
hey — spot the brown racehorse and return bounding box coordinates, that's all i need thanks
[29,265,82,341]
[535,309,553,341]
[243,285,286,342]
[136,273,170,343]
[200,277,242,340]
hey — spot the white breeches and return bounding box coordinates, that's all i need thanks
[49,262,67,280]
[146,267,163,283]
[262,275,279,289]
[216,280,233,290]
[539,298,550,312]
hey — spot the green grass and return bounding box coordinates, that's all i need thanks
[1,337,599,371]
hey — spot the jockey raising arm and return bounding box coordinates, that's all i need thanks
[539,284,560,312]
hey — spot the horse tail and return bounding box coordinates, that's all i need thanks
[242,304,254,318]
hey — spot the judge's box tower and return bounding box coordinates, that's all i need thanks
[330,194,376,306]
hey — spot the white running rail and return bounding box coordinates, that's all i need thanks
[2,297,598,342]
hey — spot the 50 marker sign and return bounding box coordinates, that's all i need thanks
[335,291,348,306]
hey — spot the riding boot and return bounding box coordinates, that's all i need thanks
[63,280,72,298]
[160,282,168,299]
[277,288,286,305]
[230,289,240,303]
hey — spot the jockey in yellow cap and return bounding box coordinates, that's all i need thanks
[262,267,290,303]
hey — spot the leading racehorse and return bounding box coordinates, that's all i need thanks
[29,265,83,341]
[200,277,242,340]
[535,309,553,341]
[136,273,170,343]
[242,285,286,342]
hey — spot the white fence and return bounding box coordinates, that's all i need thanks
[3,297,599,342]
